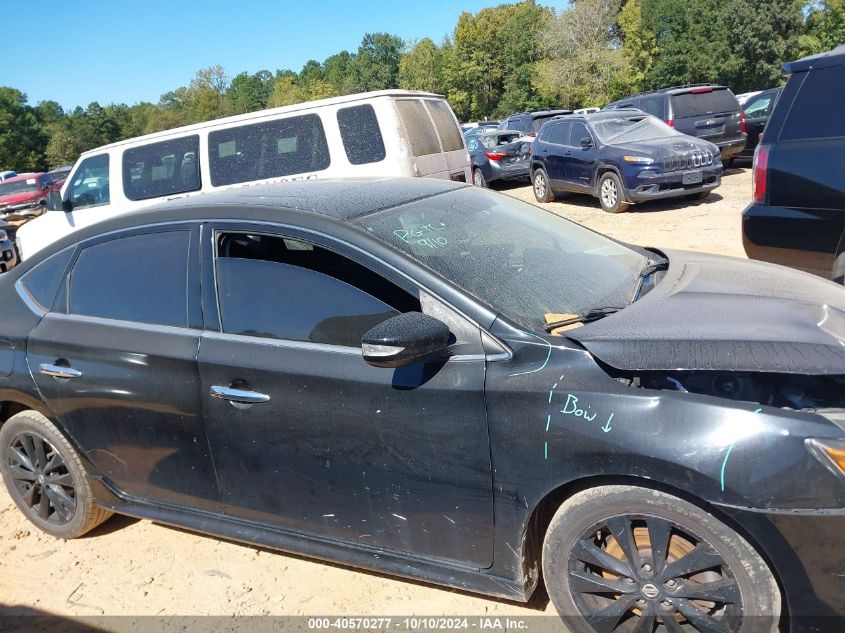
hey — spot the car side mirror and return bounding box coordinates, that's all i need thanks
[581,137,594,149]
[46,190,70,212]
[362,312,451,368]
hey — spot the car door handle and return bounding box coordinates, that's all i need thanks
[210,385,270,404]
[39,363,82,379]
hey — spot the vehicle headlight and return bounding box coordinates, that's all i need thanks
[623,156,655,165]
[806,438,845,479]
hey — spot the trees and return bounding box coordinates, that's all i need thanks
[799,0,845,56]
[350,33,405,92]
[399,38,443,93]
[0,88,47,171]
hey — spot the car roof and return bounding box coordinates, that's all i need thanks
[2,172,45,183]
[783,43,845,73]
[552,109,649,124]
[611,84,729,103]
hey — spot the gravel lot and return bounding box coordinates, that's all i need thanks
[0,168,752,623]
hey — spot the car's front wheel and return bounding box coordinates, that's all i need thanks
[532,168,555,203]
[598,173,630,213]
[0,410,113,539]
[543,485,780,633]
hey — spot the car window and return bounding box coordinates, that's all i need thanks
[122,135,200,201]
[780,66,845,141]
[531,116,556,134]
[547,122,571,145]
[18,246,75,311]
[425,100,464,152]
[68,231,190,327]
[568,122,590,146]
[215,233,420,347]
[671,89,739,118]
[337,104,386,165]
[208,114,330,187]
[395,100,441,157]
[67,154,109,209]
[637,96,667,119]
[744,95,773,120]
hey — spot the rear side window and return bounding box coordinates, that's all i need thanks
[122,135,200,201]
[780,66,845,141]
[671,89,739,118]
[337,105,386,165]
[396,100,440,157]
[215,233,419,347]
[208,114,330,187]
[67,154,109,209]
[68,231,190,327]
[19,246,75,311]
[637,96,667,120]
[425,101,464,152]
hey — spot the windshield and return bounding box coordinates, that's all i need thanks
[355,188,646,332]
[0,179,39,196]
[592,116,678,144]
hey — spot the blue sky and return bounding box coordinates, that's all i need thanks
[1,0,567,111]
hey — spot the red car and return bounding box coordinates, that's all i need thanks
[0,172,58,219]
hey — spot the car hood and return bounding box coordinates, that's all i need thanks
[0,191,41,206]
[615,136,717,157]
[568,249,845,375]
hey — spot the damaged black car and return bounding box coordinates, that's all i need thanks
[1,178,844,633]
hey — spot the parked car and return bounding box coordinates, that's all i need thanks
[46,165,73,187]
[743,45,845,283]
[461,120,500,133]
[463,124,499,140]
[0,173,58,220]
[735,90,763,106]
[530,110,721,213]
[738,87,781,159]
[0,171,17,182]
[574,107,600,115]
[0,225,16,272]
[604,84,747,166]
[497,109,573,140]
[17,90,469,261]
[466,130,531,187]
[2,178,845,632]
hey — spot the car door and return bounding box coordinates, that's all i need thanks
[197,223,494,567]
[563,122,598,191]
[538,121,571,187]
[25,225,220,511]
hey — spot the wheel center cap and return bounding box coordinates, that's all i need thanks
[641,583,660,599]
[36,474,46,485]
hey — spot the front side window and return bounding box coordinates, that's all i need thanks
[208,114,330,187]
[67,154,110,209]
[425,100,464,152]
[337,104,386,165]
[356,187,646,332]
[744,95,773,120]
[123,135,200,201]
[568,123,591,146]
[215,233,419,347]
[68,231,190,327]
[547,122,571,146]
[396,100,440,157]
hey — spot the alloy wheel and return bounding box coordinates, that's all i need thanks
[7,432,77,524]
[534,172,548,198]
[568,514,742,633]
[601,178,618,208]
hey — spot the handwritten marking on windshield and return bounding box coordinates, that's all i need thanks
[394,223,448,249]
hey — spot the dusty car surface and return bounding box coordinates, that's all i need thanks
[1,178,844,633]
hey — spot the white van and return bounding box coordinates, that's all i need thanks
[18,90,469,259]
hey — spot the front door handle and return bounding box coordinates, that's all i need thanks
[210,385,270,405]
[39,363,82,379]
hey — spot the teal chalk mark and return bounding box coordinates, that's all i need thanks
[546,414,551,432]
[601,413,614,433]
[544,442,548,460]
[510,332,552,377]
[754,407,762,414]
[719,443,736,492]
[548,390,554,403]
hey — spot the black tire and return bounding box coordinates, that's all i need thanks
[598,173,630,213]
[542,485,780,633]
[472,168,488,188]
[725,158,735,170]
[532,168,555,203]
[0,410,112,539]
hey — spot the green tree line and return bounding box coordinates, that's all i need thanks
[2,0,843,171]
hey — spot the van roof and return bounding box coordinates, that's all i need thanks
[78,89,444,157]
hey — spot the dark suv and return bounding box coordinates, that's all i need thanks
[497,109,572,139]
[605,85,747,166]
[743,44,845,284]
[530,110,721,213]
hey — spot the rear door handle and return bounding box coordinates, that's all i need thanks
[210,385,270,404]
[39,363,82,379]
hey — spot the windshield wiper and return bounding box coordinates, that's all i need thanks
[639,256,669,278]
[544,306,624,332]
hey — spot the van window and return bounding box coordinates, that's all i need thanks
[337,105,386,165]
[67,154,109,209]
[122,135,200,201]
[780,66,845,141]
[671,89,739,118]
[425,101,464,152]
[208,114,330,187]
[396,100,441,157]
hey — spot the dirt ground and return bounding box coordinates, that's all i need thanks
[0,168,753,624]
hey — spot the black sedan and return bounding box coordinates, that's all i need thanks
[1,178,845,633]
